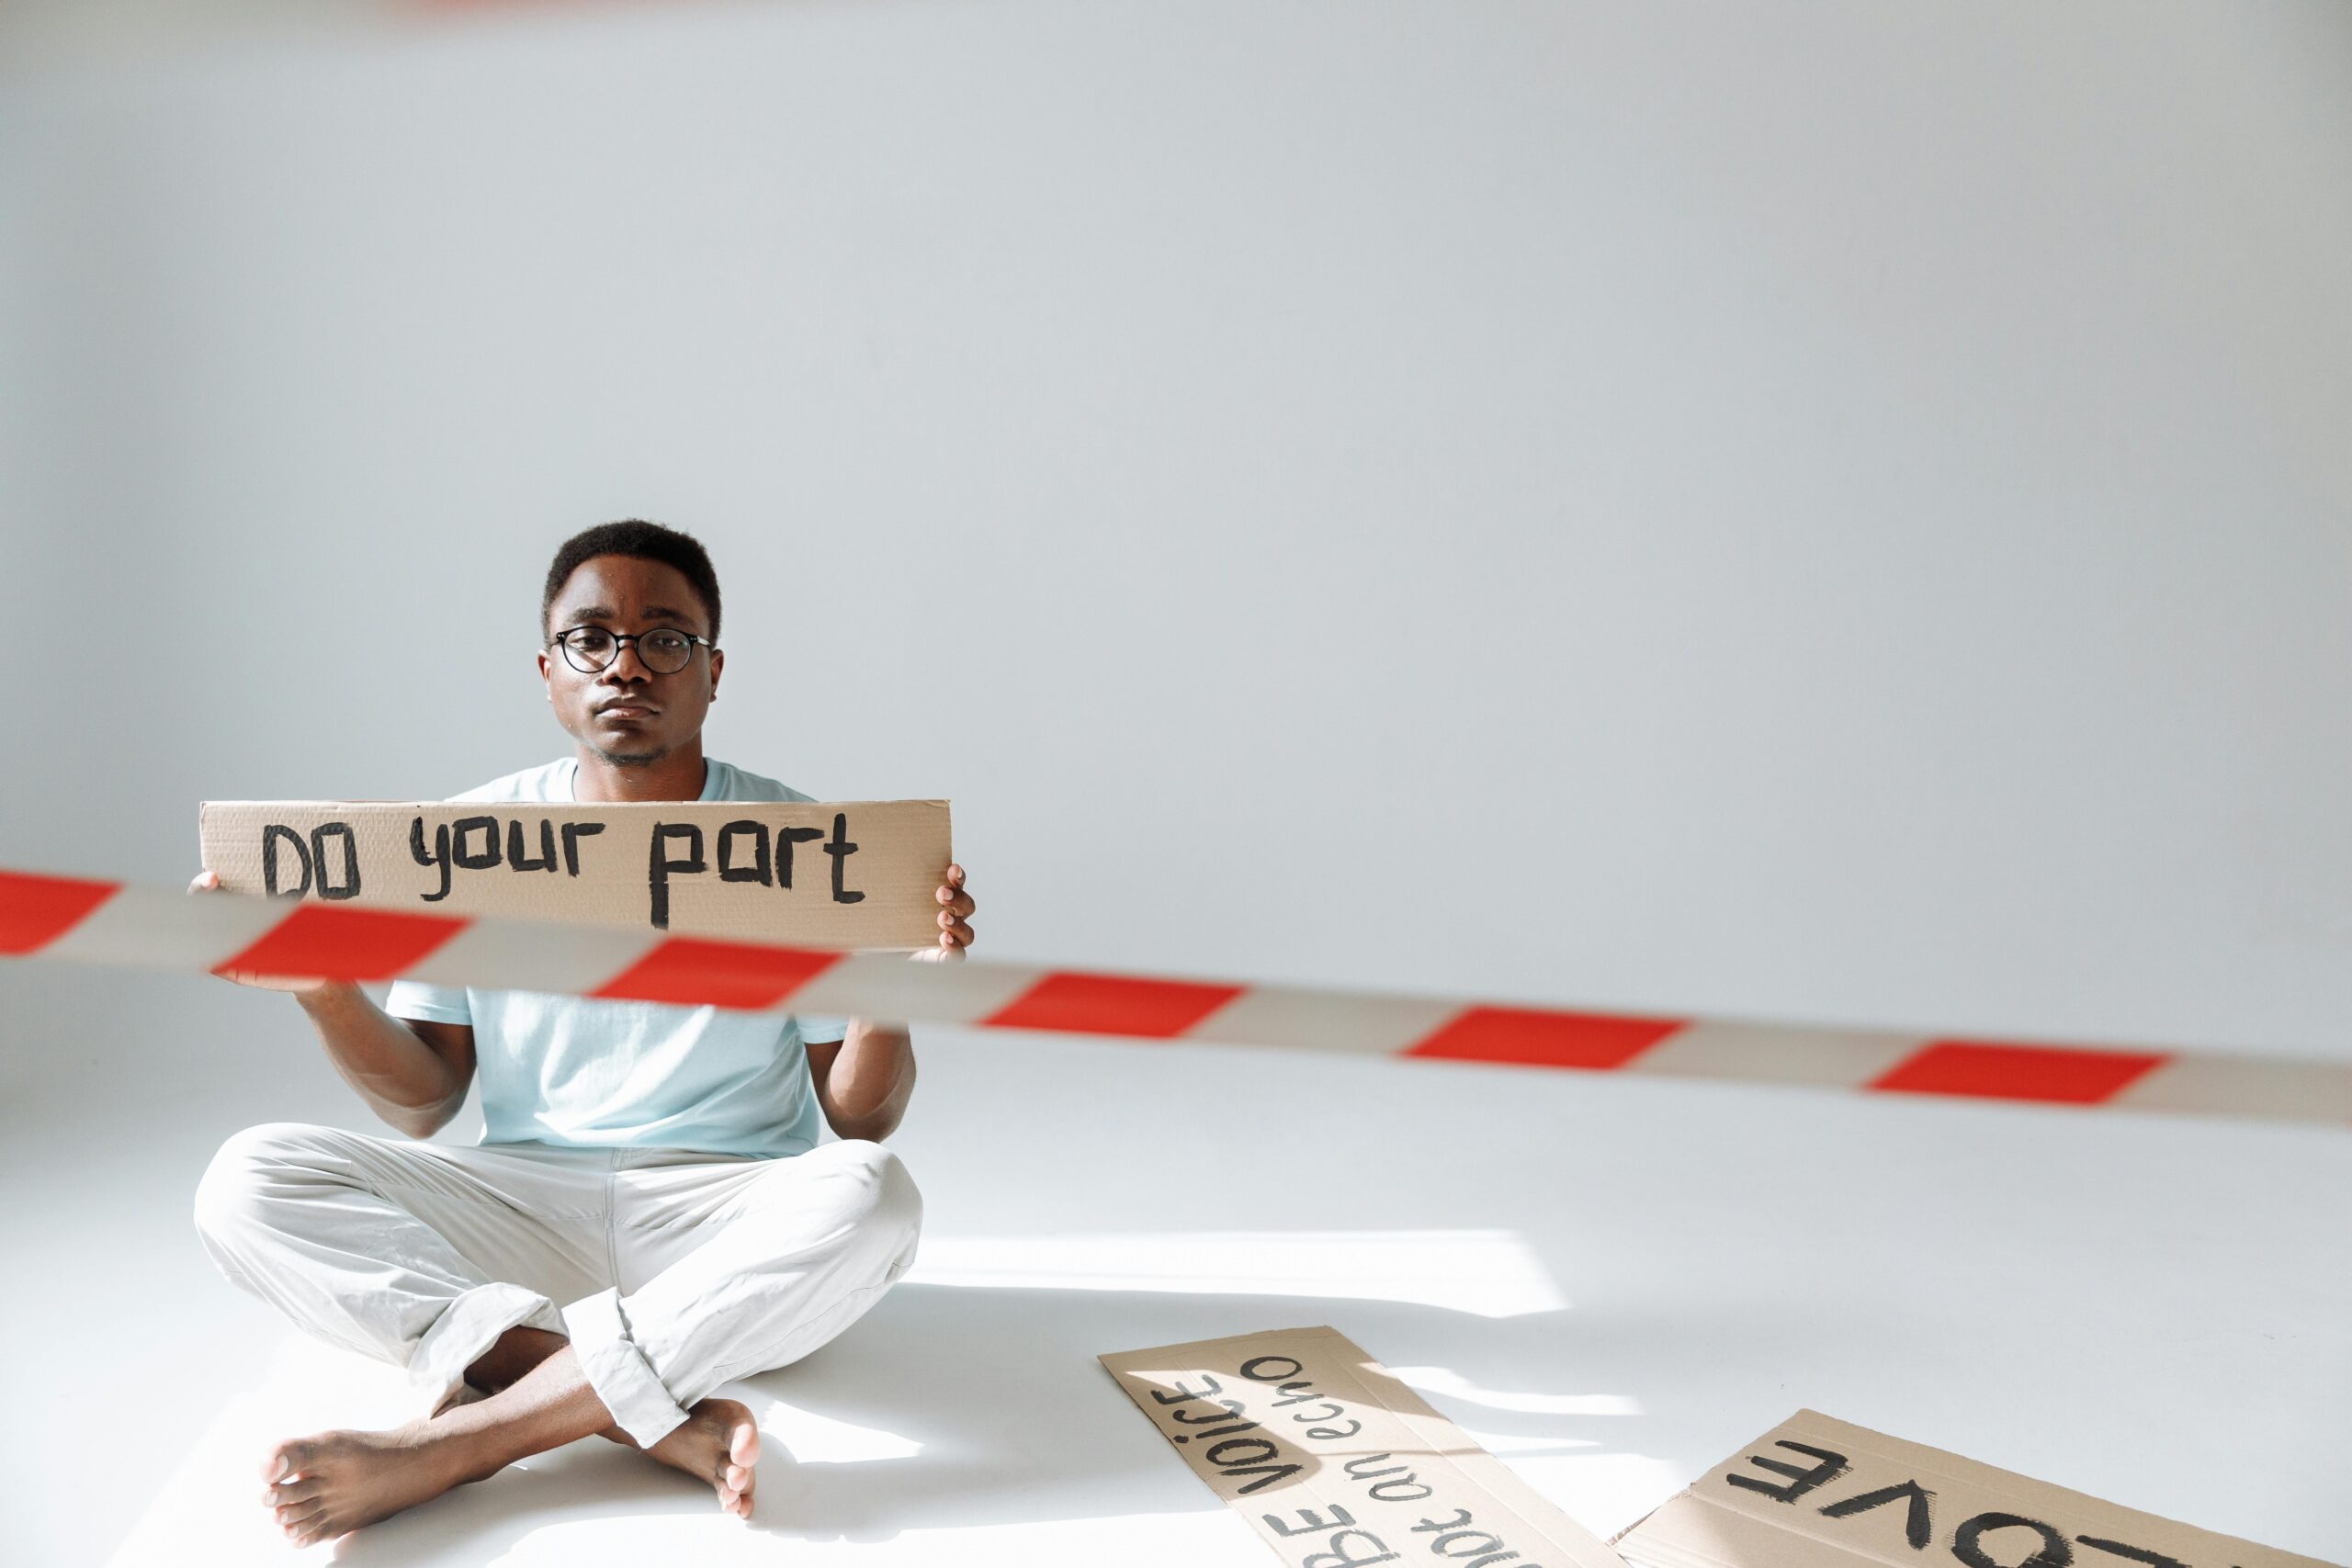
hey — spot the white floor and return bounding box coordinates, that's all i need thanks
[4,964,2346,1566]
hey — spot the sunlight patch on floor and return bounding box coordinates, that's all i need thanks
[906,1229,1570,1318]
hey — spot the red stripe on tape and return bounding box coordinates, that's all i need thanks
[1870,1040,2169,1105]
[984,972,1245,1038]
[0,870,119,955]
[219,905,469,980]
[591,938,841,1011]
[1404,1006,1685,1070]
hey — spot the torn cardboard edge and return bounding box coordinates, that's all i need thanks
[1612,1408,2336,1568]
[198,798,951,951]
[1102,1324,1629,1568]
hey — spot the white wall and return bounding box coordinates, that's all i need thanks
[4,0,2350,1057]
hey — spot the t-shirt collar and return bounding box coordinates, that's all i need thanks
[559,756,718,802]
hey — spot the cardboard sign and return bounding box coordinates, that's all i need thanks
[1613,1410,2333,1568]
[199,799,951,951]
[1102,1325,1627,1568]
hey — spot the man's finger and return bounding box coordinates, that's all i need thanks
[934,888,976,917]
[944,863,965,889]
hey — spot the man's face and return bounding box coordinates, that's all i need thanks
[537,554,724,767]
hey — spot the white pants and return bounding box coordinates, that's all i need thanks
[192,1122,922,1448]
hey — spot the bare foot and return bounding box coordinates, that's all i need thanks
[615,1397,762,1520]
[428,1377,758,1519]
[259,1423,485,1548]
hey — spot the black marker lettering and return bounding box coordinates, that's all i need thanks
[410,818,452,901]
[718,820,772,886]
[1953,1514,2073,1568]
[1267,1506,1358,1538]
[452,816,501,871]
[1300,1529,1396,1567]
[1204,1438,1280,1468]
[560,821,605,876]
[1822,1481,1934,1551]
[1227,1461,1306,1497]
[649,823,707,930]
[508,818,558,874]
[1427,1529,1504,1559]
[1171,1401,1249,1426]
[261,824,311,897]
[1725,1441,1849,1505]
[775,825,822,889]
[825,812,865,904]
[1148,1375,1224,1405]
[1239,1356,1306,1382]
[1342,1454,1404,1480]
[311,823,360,900]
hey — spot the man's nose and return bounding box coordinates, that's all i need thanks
[603,642,656,682]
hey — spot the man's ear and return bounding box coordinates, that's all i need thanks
[536,648,554,701]
[708,646,724,701]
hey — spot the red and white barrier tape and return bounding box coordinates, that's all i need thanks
[3,867,2346,1124]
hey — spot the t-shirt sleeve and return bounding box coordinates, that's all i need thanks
[797,1014,849,1045]
[385,979,472,1026]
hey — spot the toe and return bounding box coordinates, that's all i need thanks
[730,1420,759,1468]
[262,1439,313,1484]
[290,1510,341,1549]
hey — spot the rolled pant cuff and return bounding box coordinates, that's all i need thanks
[410,1281,563,1410]
[562,1287,692,1449]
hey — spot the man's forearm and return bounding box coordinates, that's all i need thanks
[294,984,467,1136]
[820,1020,917,1141]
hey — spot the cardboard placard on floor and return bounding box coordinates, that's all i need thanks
[199,799,951,951]
[1613,1409,2335,1568]
[1102,1325,1627,1568]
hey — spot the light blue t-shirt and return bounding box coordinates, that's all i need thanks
[384,757,848,1159]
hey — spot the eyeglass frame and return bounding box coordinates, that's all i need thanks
[546,625,718,676]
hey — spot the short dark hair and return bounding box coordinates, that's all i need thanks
[541,520,723,644]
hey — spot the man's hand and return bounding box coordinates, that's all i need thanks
[190,869,476,1135]
[912,863,974,964]
[188,868,330,994]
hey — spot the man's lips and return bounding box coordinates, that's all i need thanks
[595,701,660,720]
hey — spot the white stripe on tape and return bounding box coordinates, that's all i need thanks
[1184,985,1462,1055]
[786,952,1050,1025]
[399,919,663,999]
[1628,1020,1924,1089]
[36,886,287,972]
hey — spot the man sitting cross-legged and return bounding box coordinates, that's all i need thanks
[190,520,974,1547]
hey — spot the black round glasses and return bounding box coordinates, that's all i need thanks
[548,626,714,676]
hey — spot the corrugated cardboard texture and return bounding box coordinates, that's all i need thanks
[1614,1410,2336,1568]
[200,799,951,951]
[1102,1325,1626,1568]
